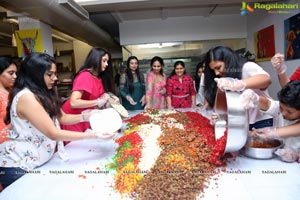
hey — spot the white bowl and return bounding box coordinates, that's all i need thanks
[89,108,122,133]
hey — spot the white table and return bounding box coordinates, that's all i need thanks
[1,110,300,200]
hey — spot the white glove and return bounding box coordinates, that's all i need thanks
[252,127,279,139]
[274,148,300,162]
[95,132,116,140]
[97,93,110,108]
[126,95,137,105]
[80,109,102,122]
[210,111,219,125]
[108,92,120,104]
[214,77,246,92]
[271,53,287,74]
[140,95,146,106]
[240,89,259,109]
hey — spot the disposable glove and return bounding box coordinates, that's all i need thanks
[214,77,246,92]
[108,92,120,103]
[210,111,219,125]
[95,132,117,140]
[274,148,300,162]
[126,95,137,105]
[270,53,287,74]
[252,127,279,139]
[240,89,259,109]
[140,95,146,106]
[80,109,102,122]
[97,93,110,108]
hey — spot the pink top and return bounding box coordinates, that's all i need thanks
[61,70,105,132]
[0,91,9,143]
[146,71,167,109]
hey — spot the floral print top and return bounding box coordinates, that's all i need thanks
[0,88,57,170]
[146,71,167,109]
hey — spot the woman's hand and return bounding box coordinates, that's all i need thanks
[214,77,246,92]
[271,53,287,74]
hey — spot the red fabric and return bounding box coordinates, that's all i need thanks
[61,71,105,132]
[290,67,300,81]
[166,74,196,108]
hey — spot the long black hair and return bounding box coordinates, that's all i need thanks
[126,56,144,94]
[5,53,62,124]
[168,60,186,78]
[75,47,113,93]
[204,46,247,108]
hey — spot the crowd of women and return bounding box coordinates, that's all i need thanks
[0,45,300,191]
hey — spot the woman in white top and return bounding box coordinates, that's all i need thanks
[0,53,109,190]
[204,46,272,129]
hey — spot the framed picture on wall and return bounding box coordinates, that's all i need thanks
[15,29,43,58]
[254,25,275,62]
[284,13,300,60]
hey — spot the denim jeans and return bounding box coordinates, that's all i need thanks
[0,167,26,189]
[249,118,273,130]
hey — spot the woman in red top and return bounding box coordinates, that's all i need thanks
[166,61,196,108]
[61,47,115,132]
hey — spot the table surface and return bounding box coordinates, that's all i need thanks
[1,110,300,200]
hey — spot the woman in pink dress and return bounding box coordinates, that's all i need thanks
[166,61,196,108]
[145,56,167,109]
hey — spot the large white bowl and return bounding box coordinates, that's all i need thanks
[89,108,122,133]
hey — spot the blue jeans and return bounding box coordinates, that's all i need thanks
[249,118,273,130]
[0,167,26,190]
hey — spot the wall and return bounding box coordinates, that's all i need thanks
[246,1,300,99]
[73,40,92,71]
[119,15,247,45]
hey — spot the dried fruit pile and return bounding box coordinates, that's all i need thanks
[107,109,227,199]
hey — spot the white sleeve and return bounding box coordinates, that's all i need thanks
[242,62,270,79]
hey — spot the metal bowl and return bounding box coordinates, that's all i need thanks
[242,137,283,159]
[214,90,248,153]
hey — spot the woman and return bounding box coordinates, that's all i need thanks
[0,53,107,190]
[145,56,167,109]
[119,56,146,110]
[0,57,17,144]
[194,61,208,108]
[61,47,117,132]
[204,46,272,129]
[166,61,196,108]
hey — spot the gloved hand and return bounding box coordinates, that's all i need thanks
[214,77,246,92]
[270,53,287,74]
[108,92,120,103]
[140,95,146,106]
[274,148,300,162]
[97,93,110,108]
[95,132,117,140]
[240,89,259,109]
[80,109,102,122]
[252,127,279,139]
[210,111,219,125]
[126,95,137,105]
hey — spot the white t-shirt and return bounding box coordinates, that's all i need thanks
[261,99,300,150]
[242,62,272,124]
[0,88,57,170]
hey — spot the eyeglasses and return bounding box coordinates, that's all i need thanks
[45,71,58,79]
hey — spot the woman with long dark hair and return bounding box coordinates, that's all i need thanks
[145,56,167,109]
[0,53,107,190]
[204,46,272,129]
[119,56,145,110]
[61,47,117,132]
